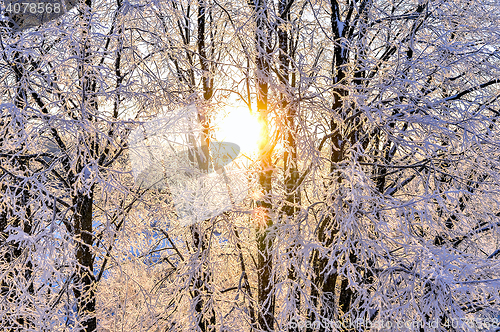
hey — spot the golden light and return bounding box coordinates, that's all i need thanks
[214,105,263,158]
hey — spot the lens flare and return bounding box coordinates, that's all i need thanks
[215,106,263,158]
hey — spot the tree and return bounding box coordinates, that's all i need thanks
[276,0,500,330]
[0,0,146,329]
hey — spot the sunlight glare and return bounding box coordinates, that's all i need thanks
[214,106,262,158]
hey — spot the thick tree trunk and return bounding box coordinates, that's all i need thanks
[73,191,96,332]
[253,0,275,330]
[189,3,216,330]
[276,1,301,329]
[190,224,216,332]
[73,1,97,330]
[314,1,357,328]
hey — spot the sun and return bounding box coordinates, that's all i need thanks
[214,106,263,158]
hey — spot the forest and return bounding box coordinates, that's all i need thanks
[1,0,500,331]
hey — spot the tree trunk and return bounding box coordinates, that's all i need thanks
[253,0,275,330]
[73,191,96,332]
[276,0,301,329]
[189,2,216,330]
[73,0,97,330]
